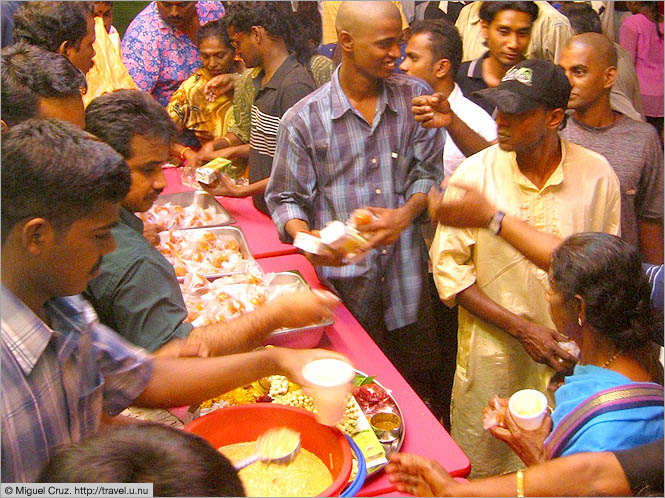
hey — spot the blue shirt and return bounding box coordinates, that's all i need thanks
[1,285,152,482]
[121,1,225,106]
[548,364,664,457]
[266,68,444,330]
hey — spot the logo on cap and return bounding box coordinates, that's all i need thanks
[502,67,533,86]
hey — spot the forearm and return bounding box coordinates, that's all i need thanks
[188,304,283,356]
[285,218,311,240]
[445,451,629,496]
[456,283,523,338]
[241,177,269,197]
[212,132,242,151]
[447,113,495,158]
[498,215,562,272]
[401,192,428,224]
[638,218,664,264]
[135,348,284,407]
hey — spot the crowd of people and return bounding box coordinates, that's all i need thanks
[1,1,663,495]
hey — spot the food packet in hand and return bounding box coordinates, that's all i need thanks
[482,394,507,430]
[348,208,379,232]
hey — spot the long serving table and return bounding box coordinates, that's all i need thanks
[162,167,471,495]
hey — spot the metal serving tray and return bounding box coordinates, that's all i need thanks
[169,226,255,282]
[153,190,235,227]
[263,271,334,348]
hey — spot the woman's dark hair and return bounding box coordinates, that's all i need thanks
[85,89,177,159]
[551,232,654,351]
[479,1,539,25]
[13,1,89,52]
[643,1,664,40]
[1,119,130,244]
[1,42,87,126]
[37,424,245,497]
[197,18,232,49]
[280,1,323,67]
[409,19,463,75]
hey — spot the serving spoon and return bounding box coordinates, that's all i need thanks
[234,428,302,470]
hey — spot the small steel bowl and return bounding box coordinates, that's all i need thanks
[370,412,402,443]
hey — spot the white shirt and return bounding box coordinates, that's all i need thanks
[444,83,497,179]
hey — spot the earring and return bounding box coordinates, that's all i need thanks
[578,317,582,327]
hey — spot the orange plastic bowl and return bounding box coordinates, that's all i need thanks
[183,404,353,497]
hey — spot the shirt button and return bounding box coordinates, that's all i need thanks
[380,277,386,283]
[381,249,387,255]
[371,158,377,164]
[375,188,382,194]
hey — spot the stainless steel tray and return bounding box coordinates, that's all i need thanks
[153,190,235,227]
[169,226,255,282]
[263,271,334,348]
[353,369,405,479]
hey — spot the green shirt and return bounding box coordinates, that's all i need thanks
[84,207,193,351]
[228,55,336,144]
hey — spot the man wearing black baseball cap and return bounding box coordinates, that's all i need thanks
[429,57,622,476]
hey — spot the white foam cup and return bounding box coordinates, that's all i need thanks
[508,389,548,431]
[301,359,355,426]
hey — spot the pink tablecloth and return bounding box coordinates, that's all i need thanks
[162,167,297,259]
[258,254,470,496]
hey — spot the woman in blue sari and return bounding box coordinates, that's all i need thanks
[488,232,663,466]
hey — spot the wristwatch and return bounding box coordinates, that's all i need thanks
[487,210,505,235]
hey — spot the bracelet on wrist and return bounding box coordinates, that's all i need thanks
[179,146,193,161]
[516,469,525,497]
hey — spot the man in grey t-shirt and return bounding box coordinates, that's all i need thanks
[559,33,663,263]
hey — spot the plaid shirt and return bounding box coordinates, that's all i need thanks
[1,285,152,482]
[266,69,444,330]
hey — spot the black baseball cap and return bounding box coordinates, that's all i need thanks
[473,59,572,114]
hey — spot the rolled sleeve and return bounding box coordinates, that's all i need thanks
[405,116,444,199]
[430,186,477,307]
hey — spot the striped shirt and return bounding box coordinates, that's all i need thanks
[266,68,444,331]
[1,285,152,482]
[248,54,315,214]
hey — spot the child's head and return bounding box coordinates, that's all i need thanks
[197,19,235,77]
[37,423,245,497]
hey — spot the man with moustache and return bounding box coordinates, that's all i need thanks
[430,59,620,476]
[266,2,447,419]
[83,89,338,354]
[13,1,96,75]
[121,1,225,106]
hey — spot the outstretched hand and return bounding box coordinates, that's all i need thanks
[412,93,454,129]
[427,182,496,228]
[386,453,457,496]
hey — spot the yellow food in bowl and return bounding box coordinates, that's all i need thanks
[511,396,544,417]
[219,442,333,497]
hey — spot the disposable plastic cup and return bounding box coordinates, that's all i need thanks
[302,359,355,426]
[509,389,548,431]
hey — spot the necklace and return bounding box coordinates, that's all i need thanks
[601,350,622,369]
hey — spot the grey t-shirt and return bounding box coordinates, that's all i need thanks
[560,114,663,249]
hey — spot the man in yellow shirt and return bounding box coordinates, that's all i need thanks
[430,59,620,477]
[456,1,572,63]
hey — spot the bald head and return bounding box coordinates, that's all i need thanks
[335,1,401,36]
[566,33,617,69]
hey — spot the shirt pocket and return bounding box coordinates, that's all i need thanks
[392,150,414,195]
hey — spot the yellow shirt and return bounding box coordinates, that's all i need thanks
[455,1,573,63]
[431,140,620,477]
[84,17,137,107]
[322,1,409,44]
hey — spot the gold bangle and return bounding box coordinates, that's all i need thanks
[179,146,193,160]
[219,136,231,148]
[516,469,525,497]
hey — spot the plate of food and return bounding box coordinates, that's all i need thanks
[140,190,235,229]
[196,368,404,478]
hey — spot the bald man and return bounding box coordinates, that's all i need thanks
[266,2,447,419]
[559,33,663,264]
